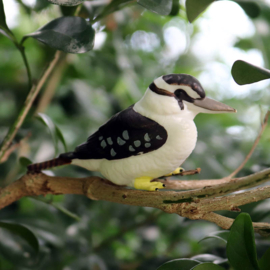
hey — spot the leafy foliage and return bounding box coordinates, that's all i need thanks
[22,16,95,53]
[157,258,200,269]
[0,0,270,269]
[259,247,270,270]
[0,222,39,256]
[191,263,225,270]
[198,231,229,244]
[160,213,270,269]
[48,0,85,6]
[37,113,67,155]
[137,0,173,15]
[0,0,8,31]
[186,0,260,22]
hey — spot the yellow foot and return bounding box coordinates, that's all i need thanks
[164,167,185,177]
[133,176,165,191]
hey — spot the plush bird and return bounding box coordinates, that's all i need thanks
[28,74,236,191]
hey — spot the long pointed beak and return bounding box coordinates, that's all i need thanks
[193,97,236,113]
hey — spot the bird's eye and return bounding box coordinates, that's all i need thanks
[174,89,194,103]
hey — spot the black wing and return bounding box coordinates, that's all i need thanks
[62,105,167,161]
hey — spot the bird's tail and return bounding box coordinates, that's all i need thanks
[27,157,72,173]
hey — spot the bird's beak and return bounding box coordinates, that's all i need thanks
[193,97,236,113]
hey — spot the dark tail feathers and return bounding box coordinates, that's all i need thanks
[27,156,72,173]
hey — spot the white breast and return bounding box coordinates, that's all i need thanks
[97,113,197,186]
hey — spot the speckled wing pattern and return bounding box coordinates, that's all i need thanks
[69,105,167,160]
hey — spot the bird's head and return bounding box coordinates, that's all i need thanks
[135,74,236,118]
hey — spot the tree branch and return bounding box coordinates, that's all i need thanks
[202,212,270,236]
[1,169,270,236]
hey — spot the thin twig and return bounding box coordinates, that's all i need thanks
[17,45,32,89]
[0,132,31,164]
[228,111,269,179]
[0,26,32,88]
[0,51,62,163]
[30,196,81,221]
[159,168,201,178]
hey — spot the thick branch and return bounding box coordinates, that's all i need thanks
[1,169,270,235]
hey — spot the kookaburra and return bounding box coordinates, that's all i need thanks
[28,74,236,191]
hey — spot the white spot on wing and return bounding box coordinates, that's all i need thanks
[129,145,135,152]
[156,135,162,140]
[145,143,151,148]
[117,137,126,145]
[144,133,151,142]
[107,137,113,145]
[134,140,141,147]
[101,140,107,148]
[123,130,129,140]
[110,148,116,156]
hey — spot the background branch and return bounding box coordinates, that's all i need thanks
[0,51,63,163]
[228,111,269,179]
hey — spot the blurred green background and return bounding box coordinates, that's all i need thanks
[1,0,270,269]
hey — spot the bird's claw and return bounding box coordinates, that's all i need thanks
[133,176,165,191]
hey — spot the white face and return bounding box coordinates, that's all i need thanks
[154,76,201,99]
[135,74,236,117]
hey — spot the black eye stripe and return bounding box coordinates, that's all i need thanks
[174,89,195,103]
[149,82,175,97]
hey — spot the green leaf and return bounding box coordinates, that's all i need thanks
[259,247,270,270]
[198,231,229,244]
[19,156,33,167]
[0,222,39,256]
[191,254,227,264]
[226,213,260,270]
[94,0,131,22]
[48,0,84,6]
[22,16,95,54]
[55,125,68,152]
[137,0,173,16]
[233,1,260,18]
[234,38,254,51]
[34,0,50,11]
[232,60,270,85]
[0,0,8,29]
[191,262,225,270]
[185,0,215,23]
[37,113,58,155]
[157,259,200,270]
[36,113,67,156]
[169,0,180,16]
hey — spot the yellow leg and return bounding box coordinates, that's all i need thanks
[164,167,185,177]
[133,176,165,191]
